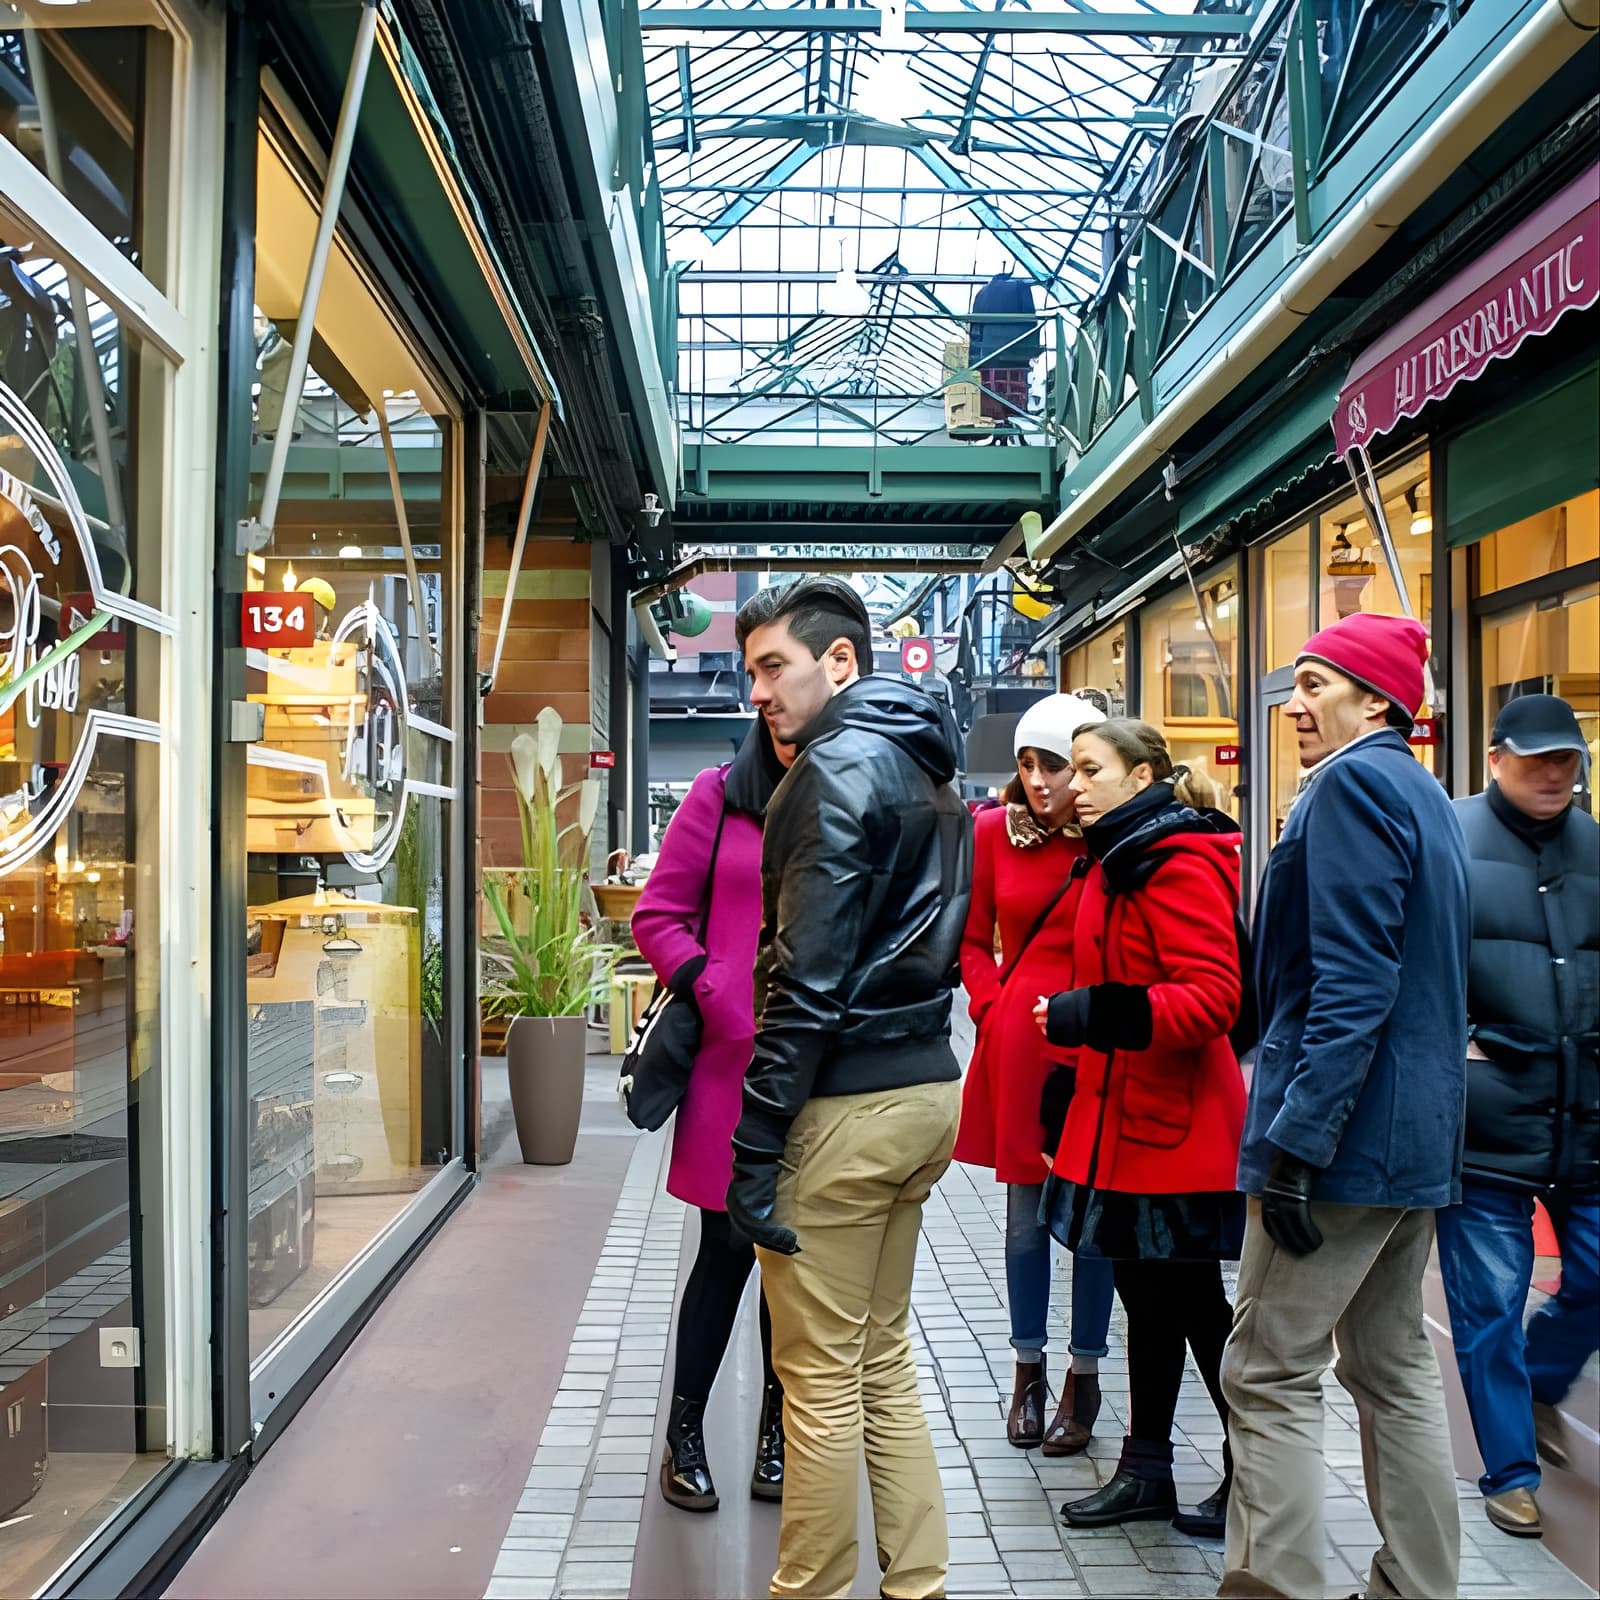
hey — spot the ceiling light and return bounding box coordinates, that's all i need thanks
[339,545,363,559]
[820,264,872,317]
[855,52,927,124]
[1405,486,1432,538]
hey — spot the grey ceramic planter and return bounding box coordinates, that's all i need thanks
[505,1014,587,1165]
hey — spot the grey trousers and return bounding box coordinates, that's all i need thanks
[1217,1200,1459,1600]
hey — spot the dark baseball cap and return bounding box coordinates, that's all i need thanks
[1490,694,1588,758]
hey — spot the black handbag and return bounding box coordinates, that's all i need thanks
[618,800,727,1131]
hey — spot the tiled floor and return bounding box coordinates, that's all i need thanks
[483,1132,1597,1600]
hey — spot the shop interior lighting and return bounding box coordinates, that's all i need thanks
[282,562,298,590]
[1405,486,1432,538]
[339,545,363,559]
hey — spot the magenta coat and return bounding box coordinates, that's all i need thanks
[631,765,765,1210]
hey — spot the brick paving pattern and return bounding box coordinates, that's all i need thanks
[485,1136,1594,1600]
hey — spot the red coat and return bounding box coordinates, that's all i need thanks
[1052,830,1246,1195]
[955,808,1086,1184]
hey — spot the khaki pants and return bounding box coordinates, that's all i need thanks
[758,1080,960,1600]
[1219,1201,1459,1599]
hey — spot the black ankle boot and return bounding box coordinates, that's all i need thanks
[1172,1439,1231,1539]
[1061,1439,1177,1529]
[750,1382,784,1502]
[660,1394,718,1512]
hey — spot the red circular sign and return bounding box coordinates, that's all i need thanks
[901,638,933,675]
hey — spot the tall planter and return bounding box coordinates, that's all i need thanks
[506,1014,587,1165]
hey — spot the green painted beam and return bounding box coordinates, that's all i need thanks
[640,8,1252,35]
[683,441,1053,504]
[706,143,819,241]
[249,442,444,500]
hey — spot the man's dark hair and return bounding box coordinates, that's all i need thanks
[1384,702,1415,734]
[735,578,875,675]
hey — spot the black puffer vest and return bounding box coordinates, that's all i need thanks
[1454,790,1600,1193]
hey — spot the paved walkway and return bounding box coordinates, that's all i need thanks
[484,1127,1596,1600]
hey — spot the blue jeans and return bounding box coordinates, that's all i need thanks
[1005,1182,1115,1359]
[1436,1181,1600,1495]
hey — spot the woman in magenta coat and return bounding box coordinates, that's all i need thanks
[632,718,793,1514]
[955,693,1117,1457]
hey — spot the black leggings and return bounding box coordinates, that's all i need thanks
[672,1207,779,1405]
[1113,1257,1233,1452]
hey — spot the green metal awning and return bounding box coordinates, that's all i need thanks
[268,5,557,409]
[1176,360,1350,541]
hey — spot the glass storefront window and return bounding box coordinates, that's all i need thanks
[1062,620,1129,717]
[0,236,169,1591]
[1139,565,1240,816]
[0,19,175,292]
[1477,491,1600,596]
[1262,524,1311,672]
[1475,490,1600,818]
[1319,455,1432,634]
[243,120,459,1363]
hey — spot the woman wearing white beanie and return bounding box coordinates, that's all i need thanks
[954,692,1118,1453]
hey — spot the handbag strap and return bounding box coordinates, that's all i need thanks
[997,856,1088,989]
[694,777,731,946]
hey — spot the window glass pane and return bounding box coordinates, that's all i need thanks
[1062,621,1128,717]
[0,273,168,1588]
[1262,525,1311,672]
[1480,585,1599,818]
[0,17,173,293]
[1139,565,1240,817]
[1318,454,1432,638]
[243,119,457,1366]
[1475,490,1600,597]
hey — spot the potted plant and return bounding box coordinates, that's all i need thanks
[482,708,613,1164]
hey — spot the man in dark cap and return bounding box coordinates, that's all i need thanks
[1220,612,1469,1600]
[1436,694,1598,1539]
[727,577,973,1600]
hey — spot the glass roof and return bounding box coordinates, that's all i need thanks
[644,1,1255,445]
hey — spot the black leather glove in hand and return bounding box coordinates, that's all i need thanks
[1260,1148,1324,1257]
[1039,1066,1076,1154]
[726,1154,799,1256]
[1044,988,1093,1047]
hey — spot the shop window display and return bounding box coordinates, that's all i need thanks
[1318,456,1432,629]
[1262,525,1311,673]
[1475,491,1600,816]
[0,21,177,1582]
[1062,621,1128,717]
[243,118,459,1362]
[1139,567,1240,817]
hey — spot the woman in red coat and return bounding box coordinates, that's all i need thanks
[956,694,1117,1456]
[1033,718,1245,1539]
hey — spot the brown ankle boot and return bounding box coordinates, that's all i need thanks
[1042,1370,1100,1456]
[1007,1358,1047,1449]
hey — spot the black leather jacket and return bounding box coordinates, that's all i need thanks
[733,676,974,1162]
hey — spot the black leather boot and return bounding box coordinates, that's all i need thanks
[750,1382,785,1502]
[1007,1358,1047,1449]
[660,1394,718,1512]
[1042,1370,1101,1456]
[1172,1439,1231,1539]
[1061,1438,1177,1528]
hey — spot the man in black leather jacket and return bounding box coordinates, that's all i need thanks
[726,577,972,1600]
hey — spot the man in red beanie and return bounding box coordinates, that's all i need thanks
[1219,612,1470,1599]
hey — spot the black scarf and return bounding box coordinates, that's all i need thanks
[723,717,787,817]
[1486,780,1569,851]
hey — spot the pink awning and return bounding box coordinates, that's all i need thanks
[1334,165,1600,455]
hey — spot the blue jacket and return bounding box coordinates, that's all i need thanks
[1238,730,1469,1208]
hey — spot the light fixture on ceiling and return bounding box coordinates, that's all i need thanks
[282,562,298,591]
[855,50,928,125]
[820,244,871,317]
[339,545,363,560]
[1405,484,1432,538]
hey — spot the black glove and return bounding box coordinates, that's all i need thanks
[1044,988,1092,1047]
[1045,983,1153,1052]
[726,1150,800,1256]
[1039,1066,1076,1153]
[1260,1148,1324,1257]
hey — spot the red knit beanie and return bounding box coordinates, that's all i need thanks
[1297,613,1429,716]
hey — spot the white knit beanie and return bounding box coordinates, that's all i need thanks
[1013,693,1107,761]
